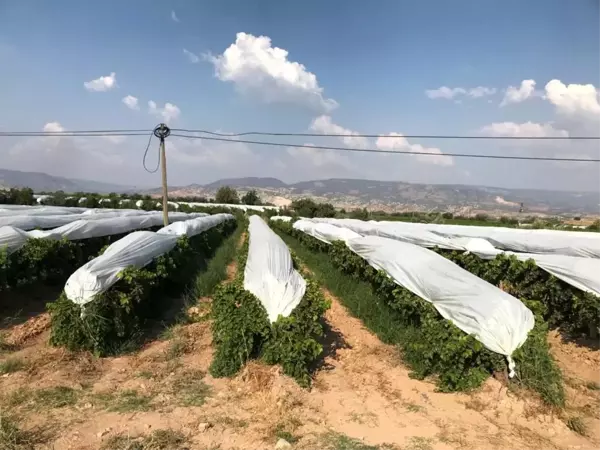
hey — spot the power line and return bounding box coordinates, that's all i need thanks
[170,133,600,163]
[171,128,600,140]
[1,128,599,140]
[0,131,151,137]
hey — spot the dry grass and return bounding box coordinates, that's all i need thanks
[100,428,188,450]
[171,369,211,407]
[0,358,27,375]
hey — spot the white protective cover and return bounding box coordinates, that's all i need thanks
[313,218,600,259]
[464,242,600,297]
[64,214,234,305]
[269,216,293,222]
[293,219,362,244]
[244,216,306,322]
[345,235,534,375]
[0,226,31,254]
[0,212,208,255]
[158,213,233,236]
[316,218,600,298]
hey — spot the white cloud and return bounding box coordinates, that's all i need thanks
[43,122,65,133]
[468,86,497,98]
[479,121,569,138]
[426,87,466,100]
[205,32,338,113]
[168,135,257,167]
[286,143,354,169]
[122,95,139,110]
[426,86,496,100]
[544,79,600,119]
[308,116,453,166]
[376,133,454,166]
[500,79,536,106]
[183,49,199,63]
[83,72,117,92]
[7,122,124,180]
[171,10,179,22]
[148,101,181,124]
[310,115,369,149]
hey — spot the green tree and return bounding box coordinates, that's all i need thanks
[291,198,336,218]
[350,208,369,220]
[215,186,240,204]
[241,190,261,205]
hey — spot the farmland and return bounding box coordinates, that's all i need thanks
[0,199,599,450]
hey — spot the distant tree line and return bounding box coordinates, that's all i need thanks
[2,186,598,232]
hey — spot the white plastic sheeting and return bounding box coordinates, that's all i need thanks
[465,244,600,297]
[178,201,279,212]
[293,219,362,244]
[64,214,234,305]
[346,236,534,376]
[310,218,600,258]
[244,216,306,322]
[307,218,600,297]
[269,215,293,222]
[0,212,209,255]
[158,213,234,236]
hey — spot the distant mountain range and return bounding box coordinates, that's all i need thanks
[1,169,598,215]
[0,169,137,194]
[150,176,600,215]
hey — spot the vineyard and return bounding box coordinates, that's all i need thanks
[0,203,599,449]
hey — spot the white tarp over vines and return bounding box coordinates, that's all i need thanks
[63,214,234,305]
[0,212,208,255]
[244,215,306,322]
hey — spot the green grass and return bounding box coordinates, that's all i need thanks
[33,386,77,409]
[94,389,153,413]
[171,370,211,407]
[192,221,244,299]
[277,233,413,350]
[0,358,26,375]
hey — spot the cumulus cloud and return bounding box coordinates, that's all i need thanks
[7,122,125,181]
[83,72,117,92]
[122,95,139,110]
[310,115,370,149]
[285,143,355,173]
[426,86,496,100]
[171,10,179,22]
[544,79,600,119]
[43,122,65,133]
[205,32,338,113]
[148,101,181,124]
[183,49,199,63]
[500,79,536,106]
[376,133,454,166]
[479,121,569,138]
[307,116,453,167]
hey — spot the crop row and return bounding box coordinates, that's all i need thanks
[433,249,600,339]
[271,220,564,405]
[48,219,237,355]
[0,231,148,292]
[209,224,330,387]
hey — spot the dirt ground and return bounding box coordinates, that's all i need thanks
[1,267,599,449]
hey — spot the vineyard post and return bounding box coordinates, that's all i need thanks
[154,124,171,226]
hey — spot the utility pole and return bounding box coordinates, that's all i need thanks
[154,123,171,226]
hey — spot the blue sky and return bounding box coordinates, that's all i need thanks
[1,0,599,191]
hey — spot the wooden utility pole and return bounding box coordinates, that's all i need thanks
[154,123,171,226]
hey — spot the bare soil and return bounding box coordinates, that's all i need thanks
[1,268,598,449]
